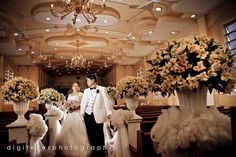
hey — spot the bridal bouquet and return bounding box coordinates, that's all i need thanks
[1,76,38,102]
[147,36,236,96]
[116,76,149,99]
[63,100,80,111]
[36,88,60,105]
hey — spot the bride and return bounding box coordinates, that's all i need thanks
[57,82,91,157]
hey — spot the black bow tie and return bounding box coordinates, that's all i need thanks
[90,87,96,90]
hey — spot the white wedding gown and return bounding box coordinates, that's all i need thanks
[57,92,91,157]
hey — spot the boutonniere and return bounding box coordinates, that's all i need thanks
[96,89,100,93]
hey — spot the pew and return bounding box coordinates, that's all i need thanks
[130,130,160,157]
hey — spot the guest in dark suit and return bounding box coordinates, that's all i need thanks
[80,74,113,157]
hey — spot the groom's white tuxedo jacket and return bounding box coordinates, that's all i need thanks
[80,85,113,124]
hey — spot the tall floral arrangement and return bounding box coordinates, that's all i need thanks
[147,36,236,96]
[1,77,38,102]
[59,93,65,102]
[106,86,117,99]
[36,88,60,105]
[116,76,149,99]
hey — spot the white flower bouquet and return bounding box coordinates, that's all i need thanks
[1,76,38,102]
[36,88,60,105]
[147,36,236,96]
[116,76,149,99]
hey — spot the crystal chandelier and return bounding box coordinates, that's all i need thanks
[71,40,86,68]
[50,0,106,24]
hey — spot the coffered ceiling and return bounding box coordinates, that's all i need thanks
[0,0,228,75]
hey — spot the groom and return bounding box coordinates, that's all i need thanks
[80,74,113,157]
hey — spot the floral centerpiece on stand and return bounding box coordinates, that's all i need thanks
[116,76,149,118]
[36,88,61,116]
[147,36,236,156]
[116,76,149,99]
[106,86,117,106]
[36,88,60,105]
[1,76,39,126]
[1,76,38,102]
[107,86,117,99]
[147,36,235,96]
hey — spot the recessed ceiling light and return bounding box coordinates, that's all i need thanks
[46,29,50,32]
[148,30,153,34]
[190,14,196,18]
[76,18,81,22]
[17,48,22,51]
[105,31,109,34]
[103,19,108,23]
[132,36,136,40]
[155,7,162,12]
[46,17,51,21]
[31,51,35,54]
[14,33,18,36]
[171,31,177,35]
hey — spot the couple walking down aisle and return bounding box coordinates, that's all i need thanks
[58,74,113,157]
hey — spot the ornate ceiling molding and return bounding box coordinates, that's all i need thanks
[46,32,109,48]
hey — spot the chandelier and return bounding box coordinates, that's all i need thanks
[50,0,106,24]
[71,40,86,68]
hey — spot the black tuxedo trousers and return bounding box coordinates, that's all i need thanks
[84,113,106,157]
